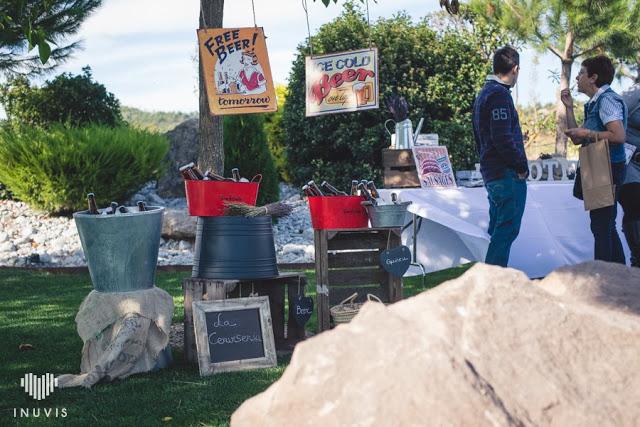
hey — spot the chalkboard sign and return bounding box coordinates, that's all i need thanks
[192,296,276,376]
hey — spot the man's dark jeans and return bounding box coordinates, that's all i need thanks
[589,162,626,263]
[485,169,528,267]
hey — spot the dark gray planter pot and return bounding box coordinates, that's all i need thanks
[74,207,164,293]
[192,216,279,280]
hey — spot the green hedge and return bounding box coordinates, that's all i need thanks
[0,125,168,214]
[281,5,514,190]
[224,114,280,206]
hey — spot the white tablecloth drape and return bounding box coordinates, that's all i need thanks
[379,183,629,278]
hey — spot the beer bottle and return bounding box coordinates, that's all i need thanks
[204,170,224,181]
[302,185,315,197]
[191,165,205,180]
[137,201,147,211]
[321,181,347,196]
[87,193,99,214]
[307,180,324,196]
[357,183,377,205]
[108,201,118,215]
[231,168,241,182]
[350,180,359,196]
[366,181,380,199]
[179,163,199,180]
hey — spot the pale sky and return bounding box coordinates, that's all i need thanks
[7,0,635,113]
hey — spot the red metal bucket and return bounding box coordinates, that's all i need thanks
[308,195,368,230]
[185,175,261,216]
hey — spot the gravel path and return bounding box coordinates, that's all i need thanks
[0,183,314,267]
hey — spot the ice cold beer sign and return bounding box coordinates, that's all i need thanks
[305,48,379,116]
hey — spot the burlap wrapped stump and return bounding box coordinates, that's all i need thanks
[57,286,174,388]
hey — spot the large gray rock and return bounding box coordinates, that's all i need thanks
[232,261,640,427]
[157,118,199,197]
[161,208,196,240]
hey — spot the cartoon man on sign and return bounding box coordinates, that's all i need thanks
[237,49,266,95]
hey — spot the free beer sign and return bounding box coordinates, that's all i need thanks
[305,48,379,117]
[198,27,277,115]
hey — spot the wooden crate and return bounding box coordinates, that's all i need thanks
[183,272,307,362]
[314,228,403,332]
[383,148,420,188]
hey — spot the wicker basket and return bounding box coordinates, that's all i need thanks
[330,293,383,324]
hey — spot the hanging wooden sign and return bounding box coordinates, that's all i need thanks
[198,27,277,115]
[305,48,379,117]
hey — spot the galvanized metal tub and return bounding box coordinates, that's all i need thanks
[73,206,164,293]
[192,216,279,280]
[363,201,411,228]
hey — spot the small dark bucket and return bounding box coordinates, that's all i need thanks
[192,216,279,280]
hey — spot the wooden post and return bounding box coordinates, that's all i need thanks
[183,277,235,363]
[315,229,331,332]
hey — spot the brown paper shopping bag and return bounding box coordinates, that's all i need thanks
[578,137,615,211]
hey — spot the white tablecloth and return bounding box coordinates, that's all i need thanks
[380,183,629,278]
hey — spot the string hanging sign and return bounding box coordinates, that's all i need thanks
[305,48,379,116]
[302,0,379,116]
[197,27,277,115]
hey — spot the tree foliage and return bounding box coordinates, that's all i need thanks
[467,0,639,155]
[264,84,290,182]
[281,4,513,191]
[223,114,280,206]
[0,66,122,127]
[0,0,102,75]
[121,107,197,133]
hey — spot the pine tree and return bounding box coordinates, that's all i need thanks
[468,0,638,156]
[0,0,102,75]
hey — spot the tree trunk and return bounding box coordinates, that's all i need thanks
[199,0,225,173]
[554,58,572,156]
[554,31,575,157]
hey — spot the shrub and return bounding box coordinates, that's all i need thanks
[281,4,515,191]
[0,66,122,127]
[264,84,291,183]
[0,125,168,214]
[223,114,280,206]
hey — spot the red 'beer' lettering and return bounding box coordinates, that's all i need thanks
[310,68,375,105]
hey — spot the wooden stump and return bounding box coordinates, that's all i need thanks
[182,278,236,363]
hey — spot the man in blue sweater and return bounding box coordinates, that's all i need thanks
[472,46,529,267]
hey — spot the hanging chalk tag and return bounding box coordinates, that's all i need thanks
[380,245,411,277]
[291,295,314,328]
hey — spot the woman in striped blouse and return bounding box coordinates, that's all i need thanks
[561,55,627,264]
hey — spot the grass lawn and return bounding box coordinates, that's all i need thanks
[0,264,472,426]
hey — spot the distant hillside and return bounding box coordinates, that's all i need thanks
[121,106,197,133]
